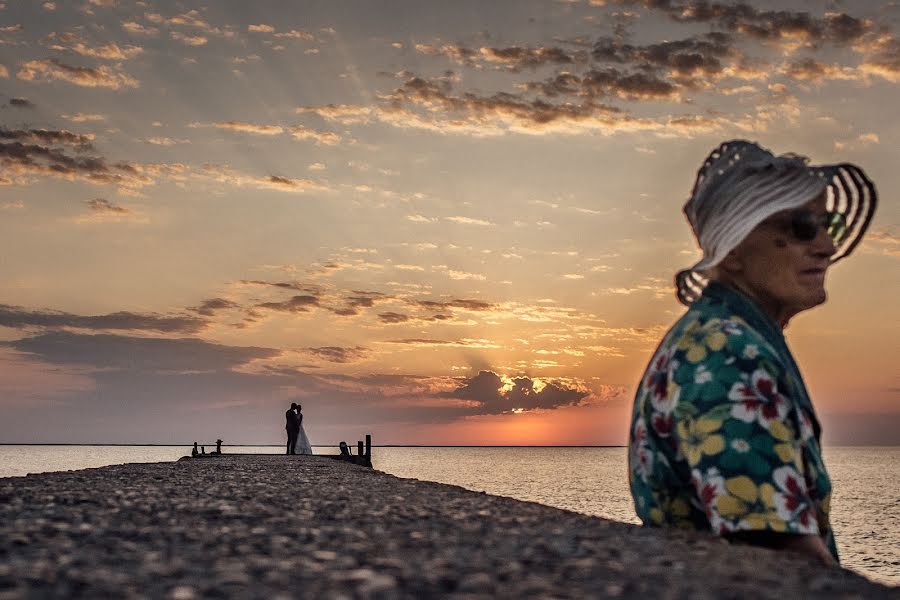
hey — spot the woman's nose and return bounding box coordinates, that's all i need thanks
[812,225,837,258]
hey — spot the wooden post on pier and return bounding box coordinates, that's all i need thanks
[357,440,364,458]
[365,434,371,462]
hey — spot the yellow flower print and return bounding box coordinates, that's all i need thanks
[676,319,728,363]
[768,419,799,465]
[677,417,725,466]
[716,476,758,518]
[741,483,787,532]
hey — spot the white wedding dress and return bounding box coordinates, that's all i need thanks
[295,416,313,455]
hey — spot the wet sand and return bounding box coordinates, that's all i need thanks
[0,455,896,599]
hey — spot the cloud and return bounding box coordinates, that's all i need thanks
[591,32,734,84]
[170,31,207,46]
[85,197,129,214]
[143,136,189,145]
[9,97,34,108]
[296,104,375,124]
[305,346,368,363]
[621,2,873,46]
[122,21,158,36]
[0,65,7,78]
[195,165,328,194]
[289,125,342,145]
[5,331,275,372]
[46,32,143,60]
[208,121,284,135]
[781,58,857,82]
[860,35,900,82]
[412,298,494,312]
[445,215,493,226]
[61,112,106,122]
[190,298,241,317]
[0,127,154,190]
[0,304,205,334]
[274,30,315,41]
[256,295,320,313]
[862,229,900,257]
[443,370,590,415]
[415,42,589,71]
[17,59,139,89]
[378,312,410,324]
[248,24,275,33]
[384,338,501,349]
[0,127,94,148]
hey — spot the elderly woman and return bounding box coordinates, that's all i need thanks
[628,140,877,565]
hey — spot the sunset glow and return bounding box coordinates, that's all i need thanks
[0,0,897,446]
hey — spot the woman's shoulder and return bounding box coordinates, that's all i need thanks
[665,302,781,369]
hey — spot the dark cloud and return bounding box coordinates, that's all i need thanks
[331,291,390,316]
[618,1,873,45]
[1,127,94,149]
[305,346,368,363]
[480,45,589,71]
[240,280,323,294]
[383,75,624,129]
[444,370,589,415]
[591,33,734,83]
[378,312,410,324]
[0,304,206,333]
[0,127,152,188]
[191,298,240,317]
[526,68,678,100]
[86,197,130,213]
[9,97,34,108]
[412,298,494,311]
[6,331,276,371]
[256,295,320,313]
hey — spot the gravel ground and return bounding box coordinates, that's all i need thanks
[0,455,896,599]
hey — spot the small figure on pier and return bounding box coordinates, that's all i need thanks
[286,403,299,455]
[215,439,223,454]
[201,446,206,455]
[339,441,351,456]
[285,402,313,455]
[192,442,199,457]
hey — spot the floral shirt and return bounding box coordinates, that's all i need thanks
[628,281,838,562]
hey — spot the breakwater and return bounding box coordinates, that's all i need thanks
[1,455,896,598]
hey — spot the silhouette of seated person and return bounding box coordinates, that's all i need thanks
[211,439,223,455]
[339,441,352,457]
[192,442,199,457]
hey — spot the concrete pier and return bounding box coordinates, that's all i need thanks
[0,456,896,598]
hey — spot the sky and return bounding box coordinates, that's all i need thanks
[0,0,898,446]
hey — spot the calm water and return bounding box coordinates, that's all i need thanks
[1,445,897,586]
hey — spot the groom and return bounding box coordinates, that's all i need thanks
[285,402,300,455]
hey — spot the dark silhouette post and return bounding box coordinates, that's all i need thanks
[215,439,223,454]
[365,434,371,462]
[357,440,364,458]
[192,442,199,457]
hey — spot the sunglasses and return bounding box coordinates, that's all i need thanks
[766,210,847,243]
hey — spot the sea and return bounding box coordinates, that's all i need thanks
[1,445,897,587]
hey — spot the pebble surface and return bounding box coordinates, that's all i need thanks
[1,455,897,599]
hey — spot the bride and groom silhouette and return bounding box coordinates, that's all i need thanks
[285,403,313,455]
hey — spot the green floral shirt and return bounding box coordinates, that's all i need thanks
[628,281,838,561]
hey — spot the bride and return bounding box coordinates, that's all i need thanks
[295,404,313,455]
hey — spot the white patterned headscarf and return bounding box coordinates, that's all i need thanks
[676,140,877,305]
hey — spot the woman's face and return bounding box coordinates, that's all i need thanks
[718,194,837,325]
